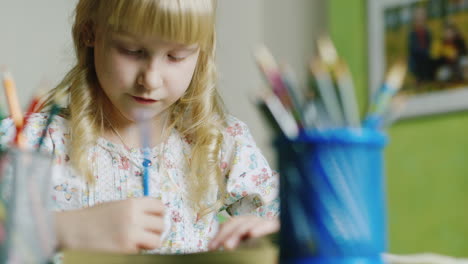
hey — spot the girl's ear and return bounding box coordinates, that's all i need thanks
[82,22,96,47]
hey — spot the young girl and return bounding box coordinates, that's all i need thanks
[1,0,279,255]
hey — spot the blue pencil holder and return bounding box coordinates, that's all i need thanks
[0,148,57,264]
[276,128,388,264]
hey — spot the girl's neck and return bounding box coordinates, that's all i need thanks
[102,104,170,149]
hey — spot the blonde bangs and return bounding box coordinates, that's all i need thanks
[96,0,216,49]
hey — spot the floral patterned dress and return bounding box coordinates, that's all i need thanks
[0,113,279,254]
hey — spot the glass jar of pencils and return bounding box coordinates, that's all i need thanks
[276,128,388,264]
[0,148,57,264]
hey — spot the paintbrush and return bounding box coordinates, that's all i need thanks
[258,90,299,139]
[317,36,362,127]
[309,58,344,127]
[317,35,339,67]
[334,61,360,127]
[381,95,408,128]
[364,61,407,128]
[280,64,306,127]
[250,90,283,136]
[254,46,294,112]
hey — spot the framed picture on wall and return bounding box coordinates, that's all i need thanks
[368,0,468,118]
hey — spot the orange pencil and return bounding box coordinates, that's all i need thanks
[2,69,25,148]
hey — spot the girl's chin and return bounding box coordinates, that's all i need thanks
[131,109,155,121]
[126,108,166,123]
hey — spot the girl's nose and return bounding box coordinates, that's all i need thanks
[137,62,163,91]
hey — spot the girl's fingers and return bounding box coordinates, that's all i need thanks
[209,217,246,249]
[141,214,165,233]
[222,218,263,250]
[136,229,162,251]
[138,198,165,215]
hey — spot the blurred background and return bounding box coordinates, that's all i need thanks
[0,0,467,257]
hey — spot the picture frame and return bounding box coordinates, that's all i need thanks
[368,0,468,118]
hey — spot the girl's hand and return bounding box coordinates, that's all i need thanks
[55,197,165,253]
[209,215,279,251]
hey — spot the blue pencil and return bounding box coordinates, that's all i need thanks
[143,163,149,196]
[139,118,151,196]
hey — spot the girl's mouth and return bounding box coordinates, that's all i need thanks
[132,96,158,105]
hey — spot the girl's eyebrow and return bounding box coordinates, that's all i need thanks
[178,45,199,52]
[110,30,199,51]
[111,30,138,40]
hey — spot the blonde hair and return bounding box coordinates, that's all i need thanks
[42,0,226,214]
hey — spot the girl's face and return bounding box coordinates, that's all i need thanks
[93,27,200,122]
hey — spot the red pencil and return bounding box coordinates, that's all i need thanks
[25,97,40,116]
[25,78,50,116]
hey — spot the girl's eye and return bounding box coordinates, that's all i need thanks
[125,49,144,56]
[168,54,186,62]
[119,46,145,57]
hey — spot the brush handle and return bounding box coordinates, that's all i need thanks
[314,71,344,127]
[336,71,360,127]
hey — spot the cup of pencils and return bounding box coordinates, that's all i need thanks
[0,148,57,264]
[254,37,407,263]
[0,69,58,263]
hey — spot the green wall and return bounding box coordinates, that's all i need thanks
[329,0,468,257]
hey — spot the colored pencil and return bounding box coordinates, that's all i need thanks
[1,69,25,148]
